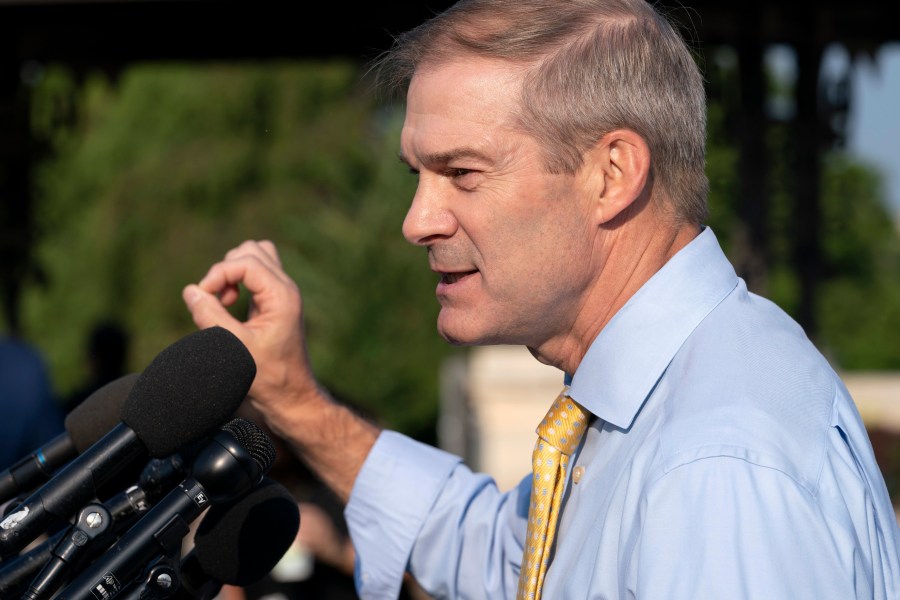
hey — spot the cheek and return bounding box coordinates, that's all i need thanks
[473,180,593,293]
[483,224,574,303]
[517,213,594,290]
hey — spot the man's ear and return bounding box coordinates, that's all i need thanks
[582,129,651,225]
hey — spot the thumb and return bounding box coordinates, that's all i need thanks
[182,284,244,332]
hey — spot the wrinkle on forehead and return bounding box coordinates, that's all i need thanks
[401,58,530,166]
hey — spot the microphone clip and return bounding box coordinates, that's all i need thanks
[118,556,183,600]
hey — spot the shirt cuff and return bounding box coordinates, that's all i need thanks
[345,430,462,599]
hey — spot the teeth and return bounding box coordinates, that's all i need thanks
[442,272,470,284]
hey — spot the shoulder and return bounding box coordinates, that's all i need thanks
[0,338,53,399]
[0,337,47,369]
[655,283,839,493]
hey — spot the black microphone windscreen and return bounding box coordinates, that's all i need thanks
[221,419,276,474]
[193,478,300,587]
[64,373,140,453]
[121,327,257,457]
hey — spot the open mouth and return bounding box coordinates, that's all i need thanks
[441,270,478,284]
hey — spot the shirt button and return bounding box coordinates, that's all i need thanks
[572,466,585,484]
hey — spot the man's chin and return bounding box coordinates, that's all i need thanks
[438,328,479,347]
[437,315,510,348]
[437,315,484,347]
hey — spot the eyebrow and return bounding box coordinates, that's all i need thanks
[398,147,494,169]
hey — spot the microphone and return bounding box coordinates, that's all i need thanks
[105,451,197,526]
[117,478,300,600]
[54,418,276,600]
[21,503,115,600]
[179,477,301,598]
[0,326,256,557]
[0,453,191,597]
[0,374,139,505]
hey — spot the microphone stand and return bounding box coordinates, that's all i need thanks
[0,472,171,598]
[20,503,114,600]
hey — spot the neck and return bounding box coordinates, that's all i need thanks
[528,213,700,375]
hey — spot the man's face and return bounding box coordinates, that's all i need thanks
[400,58,600,350]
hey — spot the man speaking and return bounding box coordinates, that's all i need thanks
[182,0,900,597]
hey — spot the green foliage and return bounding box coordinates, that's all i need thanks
[817,154,900,368]
[704,48,900,369]
[23,61,455,437]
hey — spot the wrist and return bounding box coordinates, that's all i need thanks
[252,386,380,502]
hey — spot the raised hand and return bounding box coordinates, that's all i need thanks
[182,240,379,501]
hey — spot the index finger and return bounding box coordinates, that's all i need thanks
[224,239,284,272]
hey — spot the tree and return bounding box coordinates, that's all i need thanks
[25,61,456,438]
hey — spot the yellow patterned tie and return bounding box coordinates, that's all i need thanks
[516,387,589,600]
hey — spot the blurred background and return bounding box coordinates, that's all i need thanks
[1,0,899,597]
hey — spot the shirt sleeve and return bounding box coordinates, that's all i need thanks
[345,431,529,600]
[628,455,862,600]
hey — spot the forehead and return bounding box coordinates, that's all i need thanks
[401,58,526,162]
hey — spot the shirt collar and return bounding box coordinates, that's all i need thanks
[566,227,738,429]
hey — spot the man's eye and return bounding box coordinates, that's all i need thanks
[447,169,482,191]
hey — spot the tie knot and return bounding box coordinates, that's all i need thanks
[535,389,589,456]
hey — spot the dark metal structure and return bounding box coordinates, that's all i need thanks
[1,0,897,335]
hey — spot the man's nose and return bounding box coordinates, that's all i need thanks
[402,180,459,246]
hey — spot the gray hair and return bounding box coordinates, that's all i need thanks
[372,0,709,225]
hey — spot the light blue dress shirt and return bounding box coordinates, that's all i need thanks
[345,227,900,599]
